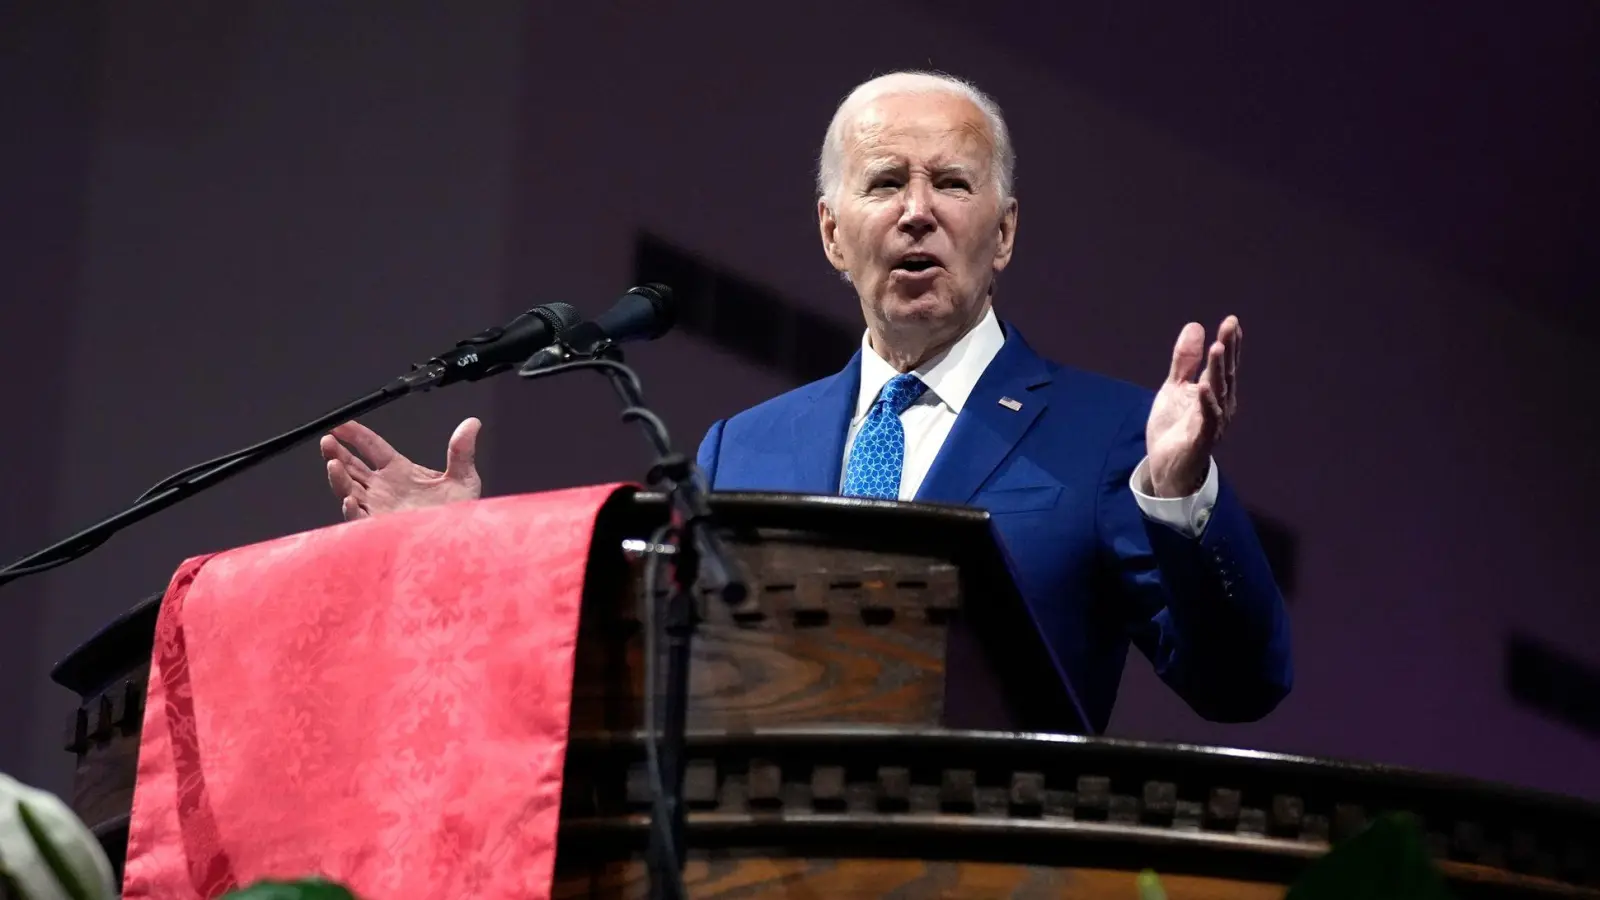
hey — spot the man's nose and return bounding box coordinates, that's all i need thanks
[897,179,936,235]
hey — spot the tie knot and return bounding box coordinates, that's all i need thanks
[877,373,927,416]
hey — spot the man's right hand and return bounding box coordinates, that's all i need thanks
[319,417,483,521]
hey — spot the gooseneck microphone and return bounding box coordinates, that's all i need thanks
[568,283,677,354]
[520,284,677,371]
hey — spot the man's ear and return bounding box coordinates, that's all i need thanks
[818,198,848,273]
[993,196,1019,273]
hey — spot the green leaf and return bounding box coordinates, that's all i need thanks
[1286,812,1453,900]
[15,801,95,900]
[0,867,32,900]
[222,878,359,899]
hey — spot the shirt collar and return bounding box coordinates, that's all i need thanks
[855,305,1005,420]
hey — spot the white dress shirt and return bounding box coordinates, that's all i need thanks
[841,307,1220,537]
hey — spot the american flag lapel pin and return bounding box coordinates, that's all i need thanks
[998,396,1023,411]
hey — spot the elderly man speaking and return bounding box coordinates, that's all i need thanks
[320,71,1292,732]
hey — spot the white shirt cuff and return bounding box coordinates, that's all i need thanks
[1130,456,1219,537]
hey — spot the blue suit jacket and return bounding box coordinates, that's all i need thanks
[695,322,1292,732]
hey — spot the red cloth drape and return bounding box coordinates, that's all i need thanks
[121,484,632,900]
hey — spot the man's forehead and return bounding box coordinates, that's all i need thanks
[858,154,979,175]
[842,94,995,166]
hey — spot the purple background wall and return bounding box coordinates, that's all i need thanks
[3,2,1596,803]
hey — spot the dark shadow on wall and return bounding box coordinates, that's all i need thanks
[1507,633,1600,738]
[634,231,858,384]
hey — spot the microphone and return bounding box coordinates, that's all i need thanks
[521,284,676,370]
[423,302,583,387]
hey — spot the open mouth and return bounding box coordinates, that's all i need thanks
[892,253,944,274]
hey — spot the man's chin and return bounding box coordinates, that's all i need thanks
[882,291,955,324]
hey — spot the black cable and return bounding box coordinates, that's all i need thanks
[518,355,741,605]
[620,407,673,457]
[16,443,261,573]
[0,557,78,579]
[517,358,673,460]
[136,446,255,502]
[517,356,642,393]
[1,372,430,588]
[135,370,440,504]
[641,523,687,900]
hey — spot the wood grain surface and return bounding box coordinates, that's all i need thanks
[552,857,1287,900]
[570,527,961,734]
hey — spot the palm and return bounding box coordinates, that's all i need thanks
[1145,317,1241,498]
[362,457,479,514]
[319,418,483,521]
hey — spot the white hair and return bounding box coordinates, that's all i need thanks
[816,70,1015,208]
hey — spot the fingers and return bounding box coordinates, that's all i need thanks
[1218,315,1241,417]
[319,434,373,484]
[1202,338,1227,405]
[1219,315,1242,363]
[1219,313,1240,382]
[329,419,399,469]
[324,435,371,522]
[340,495,370,522]
[1197,380,1225,440]
[444,417,482,482]
[326,458,366,501]
[1166,322,1206,384]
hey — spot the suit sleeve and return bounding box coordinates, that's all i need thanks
[1096,403,1293,722]
[695,419,726,489]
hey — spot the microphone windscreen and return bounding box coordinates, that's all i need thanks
[542,301,584,334]
[597,284,676,342]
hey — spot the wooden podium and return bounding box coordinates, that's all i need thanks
[51,492,1600,898]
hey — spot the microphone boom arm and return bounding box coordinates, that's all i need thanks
[0,298,589,587]
[0,364,446,587]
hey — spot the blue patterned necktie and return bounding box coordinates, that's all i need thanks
[842,372,928,500]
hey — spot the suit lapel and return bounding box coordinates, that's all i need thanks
[915,327,1053,505]
[788,350,861,494]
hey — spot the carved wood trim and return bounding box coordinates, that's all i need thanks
[558,730,1600,890]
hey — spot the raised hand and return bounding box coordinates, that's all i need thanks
[319,417,483,521]
[1145,316,1241,498]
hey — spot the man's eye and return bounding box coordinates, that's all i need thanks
[942,179,972,191]
[871,179,902,190]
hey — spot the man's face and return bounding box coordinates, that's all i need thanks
[819,90,1018,353]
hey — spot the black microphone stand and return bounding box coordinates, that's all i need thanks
[0,364,453,587]
[517,344,745,900]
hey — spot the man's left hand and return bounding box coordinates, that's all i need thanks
[1145,316,1241,498]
